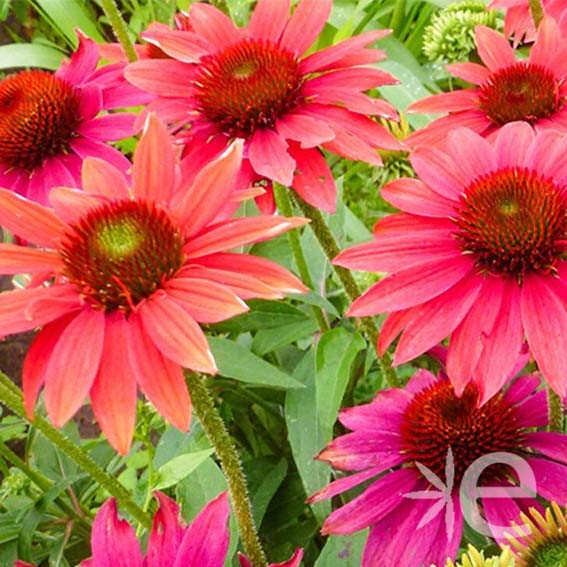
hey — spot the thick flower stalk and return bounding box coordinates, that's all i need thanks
[334,123,567,402]
[408,18,567,147]
[0,32,148,203]
[0,114,306,455]
[125,0,402,214]
[310,365,567,567]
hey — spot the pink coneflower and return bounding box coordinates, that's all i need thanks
[309,368,567,567]
[0,33,148,204]
[0,114,306,454]
[488,0,567,44]
[407,18,567,147]
[239,549,303,567]
[333,122,567,402]
[124,0,401,214]
[84,491,228,566]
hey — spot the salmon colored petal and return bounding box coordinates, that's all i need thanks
[125,59,197,97]
[0,189,65,247]
[147,492,184,567]
[189,3,242,46]
[0,284,81,337]
[165,277,248,323]
[446,62,490,85]
[183,216,308,259]
[49,187,106,224]
[249,0,290,42]
[494,121,534,168]
[446,127,497,180]
[381,178,455,217]
[195,253,307,295]
[347,255,474,316]
[174,492,230,567]
[0,244,62,274]
[280,0,331,56]
[276,112,335,148]
[248,128,295,186]
[22,313,76,419]
[43,309,104,426]
[289,145,336,213]
[126,314,191,430]
[133,114,176,204]
[81,157,130,199]
[141,28,212,62]
[91,499,144,567]
[529,17,566,70]
[522,275,567,398]
[475,25,516,71]
[173,140,243,238]
[90,313,138,455]
[139,292,217,374]
[407,89,479,114]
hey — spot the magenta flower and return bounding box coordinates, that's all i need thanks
[82,491,229,566]
[310,368,567,567]
[239,548,303,567]
[0,33,148,203]
[125,0,401,214]
[407,18,567,147]
[488,0,567,44]
[334,123,567,402]
[0,115,306,454]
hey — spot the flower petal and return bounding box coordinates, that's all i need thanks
[475,25,516,71]
[147,492,184,567]
[249,0,290,42]
[49,187,105,224]
[0,244,62,274]
[248,128,295,186]
[189,2,242,46]
[81,157,130,199]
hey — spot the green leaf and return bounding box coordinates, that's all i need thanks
[314,531,368,566]
[252,320,319,355]
[0,44,65,70]
[31,0,105,46]
[251,458,288,526]
[315,328,366,438]
[210,336,304,389]
[154,448,214,490]
[285,351,331,523]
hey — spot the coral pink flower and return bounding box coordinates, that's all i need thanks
[239,549,303,567]
[488,0,567,44]
[125,0,401,214]
[0,33,148,204]
[0,115,306,454]
[334,123,567,402]
[310,368,567,567]
[407,18,567,147]
[81,491,230,566]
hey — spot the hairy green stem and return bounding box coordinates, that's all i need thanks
[528,0,544,28]
[290,194,398,387]
[0,372,151,528]
[100,0,138,62]
[549,389,564,433]
[273,185,330,332]
[185,371,267,567]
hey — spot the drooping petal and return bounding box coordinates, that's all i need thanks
[174,492,230,567]
[90,313,138,455]
[276,111,335,148]
[43,308,105,427]
[90,499,144,567]
[132,114,176,204]
[248,129,295,186]
[0,189,65,247]
[126,314,191,431]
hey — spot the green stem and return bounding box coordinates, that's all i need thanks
[100,0,138,63]
[273,185,330,333]
[0,372,151,528]
[0,440,92,537]
[549,388,564,433]
[528,0,544,28]
[185,371,267,567]
[290,193,398,387]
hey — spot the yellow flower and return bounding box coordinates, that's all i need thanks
[441,545,514,567]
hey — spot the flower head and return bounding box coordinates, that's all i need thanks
[334,123,567,402]
[488,0,567,44]
[125,0,402,214]
[239,548,303,567]
[507,502,567,566]
[309,368,567,567]
[82,491,230,567]
[443,544,514,566]
[407,18,567,147]
[0,114,306,454]
[0,33,148,203]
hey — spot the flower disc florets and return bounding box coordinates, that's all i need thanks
[0,70,81,171]
[60,200,184,312]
